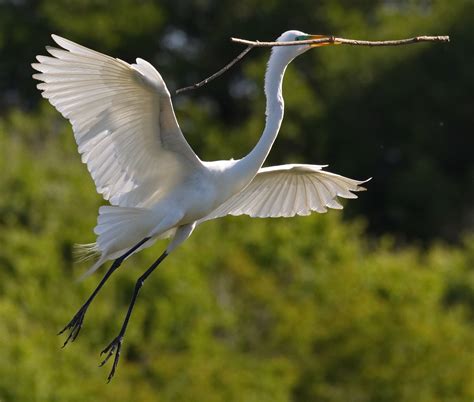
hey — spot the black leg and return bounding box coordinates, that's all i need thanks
[59,237,151,347]
[100,249,168,382]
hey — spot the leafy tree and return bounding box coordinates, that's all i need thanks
[0,109,472,401]
[0,1,472,400]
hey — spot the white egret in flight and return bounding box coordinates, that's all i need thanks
[32,30,368,380]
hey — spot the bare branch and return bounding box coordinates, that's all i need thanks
[175,34,449,95]
[175,46,253,95]
[231,35,450,47]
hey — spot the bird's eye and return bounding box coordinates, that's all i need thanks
[295,35,310,41]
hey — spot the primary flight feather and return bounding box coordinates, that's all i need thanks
[32,30,368,381]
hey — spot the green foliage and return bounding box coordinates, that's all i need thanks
[0,1,473,400]
[0,111,472,401]
[1,0,473,241]
[40,0,164,49]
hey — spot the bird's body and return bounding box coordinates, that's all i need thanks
[32,30,368,380]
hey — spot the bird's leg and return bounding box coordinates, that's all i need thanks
[59,237,151,347]
[100,249,168,382]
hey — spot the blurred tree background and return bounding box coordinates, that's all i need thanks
[0,0,473,401]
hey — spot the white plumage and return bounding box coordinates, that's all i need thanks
[33,32,367,270]
[200,164,366,220]
[32,31,368,380]
[34,35,203,209]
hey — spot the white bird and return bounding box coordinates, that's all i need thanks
[32,30,368,380]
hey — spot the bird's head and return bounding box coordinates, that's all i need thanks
[273,30,338,63]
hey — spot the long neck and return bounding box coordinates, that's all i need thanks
[232,51,289,184]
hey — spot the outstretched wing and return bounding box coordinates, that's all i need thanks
[32,35,203,208]
[201,164,369,220]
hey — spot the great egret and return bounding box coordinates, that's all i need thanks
[32,30,368,380]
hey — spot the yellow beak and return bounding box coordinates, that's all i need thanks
[304,34,341,47]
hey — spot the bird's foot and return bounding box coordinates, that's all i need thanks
[58,304,89,347]
[99,334,123,382]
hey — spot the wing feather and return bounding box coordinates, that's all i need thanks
[201,164,369,221]
[33,35,203,208]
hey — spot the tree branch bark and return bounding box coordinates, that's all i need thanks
[175,35,449,95]
[231,35,449,47]
[175,46,253,95]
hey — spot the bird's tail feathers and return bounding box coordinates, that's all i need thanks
[75,206,179,281]
[73,242,105,281]
[94,205,157,254]
[73,242,100,263]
